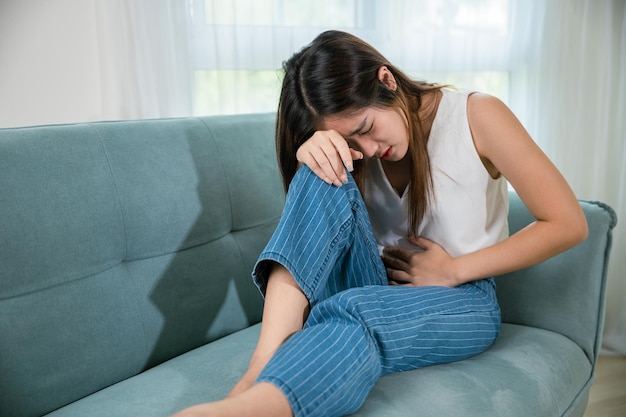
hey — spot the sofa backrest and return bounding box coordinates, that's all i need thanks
[0,115,617,417]
[496,193,617,365]
[0,114,284,417]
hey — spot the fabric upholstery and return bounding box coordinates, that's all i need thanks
[0,114,616,417]
[0,114,283,417]
[496,198,617,364]
[42,324,591,417]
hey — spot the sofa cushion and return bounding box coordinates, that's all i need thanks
[44,323,590,417]
[0,125,125,299]
[0,114,283,417]
[44,325,260,417]
[496,197,617,364]
[359,324,591,417]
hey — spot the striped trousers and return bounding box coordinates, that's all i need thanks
[252,166,501,417]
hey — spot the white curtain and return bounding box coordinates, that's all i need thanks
[97,0,625,354]
[524,0,626,355]
[375,1,543,73]
[185,0,543,115]
[94,0,193,120]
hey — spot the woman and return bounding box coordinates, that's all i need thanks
[172,30,587,417]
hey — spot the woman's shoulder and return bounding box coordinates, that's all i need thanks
[466,92,509,115]
[466,92,518,137]
[440,89,505,106]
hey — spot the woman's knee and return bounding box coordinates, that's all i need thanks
[306,287,377,327]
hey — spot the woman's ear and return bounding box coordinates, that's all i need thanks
[377,66,397,91]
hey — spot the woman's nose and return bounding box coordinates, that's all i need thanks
[360,138,378,158]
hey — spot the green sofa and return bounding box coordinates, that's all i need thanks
[0,114,617,417]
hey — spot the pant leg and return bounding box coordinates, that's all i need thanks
[257,280,501,417]
[252,166,500,416]
[252,166,387,306]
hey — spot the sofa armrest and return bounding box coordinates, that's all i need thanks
[495,193,617,364]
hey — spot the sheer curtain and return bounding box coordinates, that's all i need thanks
[97,0,624,354]
[186,0,542,115]
[95,0,193,121]
[525,0,626,355]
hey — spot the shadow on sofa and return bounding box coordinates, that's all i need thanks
[146,131,267,369]
[0,114,617,417]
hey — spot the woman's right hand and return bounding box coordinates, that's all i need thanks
[295,130,364,187]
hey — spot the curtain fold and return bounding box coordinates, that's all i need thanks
[524,0,625,355]
[378,0,543,73]
[94,0,193,121]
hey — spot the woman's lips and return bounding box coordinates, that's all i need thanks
[381,147,392,160]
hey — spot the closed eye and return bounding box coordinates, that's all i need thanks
[360,121,374,136]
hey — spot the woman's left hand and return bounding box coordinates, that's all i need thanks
[382,237,458,287]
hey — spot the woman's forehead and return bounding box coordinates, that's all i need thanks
[319,109,369,134]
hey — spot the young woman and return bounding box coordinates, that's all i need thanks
[171,30,587,417]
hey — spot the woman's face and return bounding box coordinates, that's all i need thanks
[320,106,410,162]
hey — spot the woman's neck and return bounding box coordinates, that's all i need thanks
[380,89,443,197]
[418,89,443,136]
[381,155,412,197]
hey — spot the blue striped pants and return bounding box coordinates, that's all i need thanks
[252,167,501,417]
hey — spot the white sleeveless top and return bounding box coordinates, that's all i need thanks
[363,89,509,258]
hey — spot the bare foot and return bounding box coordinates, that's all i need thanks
[227,354,271,397]
[172,383,291,417]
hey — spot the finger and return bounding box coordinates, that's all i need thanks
[381,255,406,270]
[302,139,345,186]
[382,246,413,262]
[328,134,355,173]
[318,140,348,184]
[297,148,335,185]
[407,236,432,250]
[297,133,344,185]
[383,255,411,272]
[302,133,346,186]
[386,268,411,285]
[389,281,412,287]
[350,149,364,165]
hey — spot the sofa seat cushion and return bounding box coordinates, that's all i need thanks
[45,323,591,417]
[359,323,592,417]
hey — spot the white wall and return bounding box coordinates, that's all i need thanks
[0,0,102,128]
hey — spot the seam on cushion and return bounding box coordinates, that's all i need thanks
[108,213,281,265]
[116,212,281,263]
[231,214,282,233]
[124,230,231,262]
[88,123,129,260]
[0,259,123,300]
[561,373,594,417]
[1,124,129,301]
[577,199,616,363]
[87,124,151,360]
[582,199,616,363]
[580,199,618,229]
[197,117,235,232]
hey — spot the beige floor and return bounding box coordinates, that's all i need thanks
[583,355,626,417]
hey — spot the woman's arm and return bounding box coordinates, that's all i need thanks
[384,94,588,287]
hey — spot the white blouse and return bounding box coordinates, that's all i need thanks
[363,89,509,258]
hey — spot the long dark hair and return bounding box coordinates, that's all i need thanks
[276,30,443,235]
